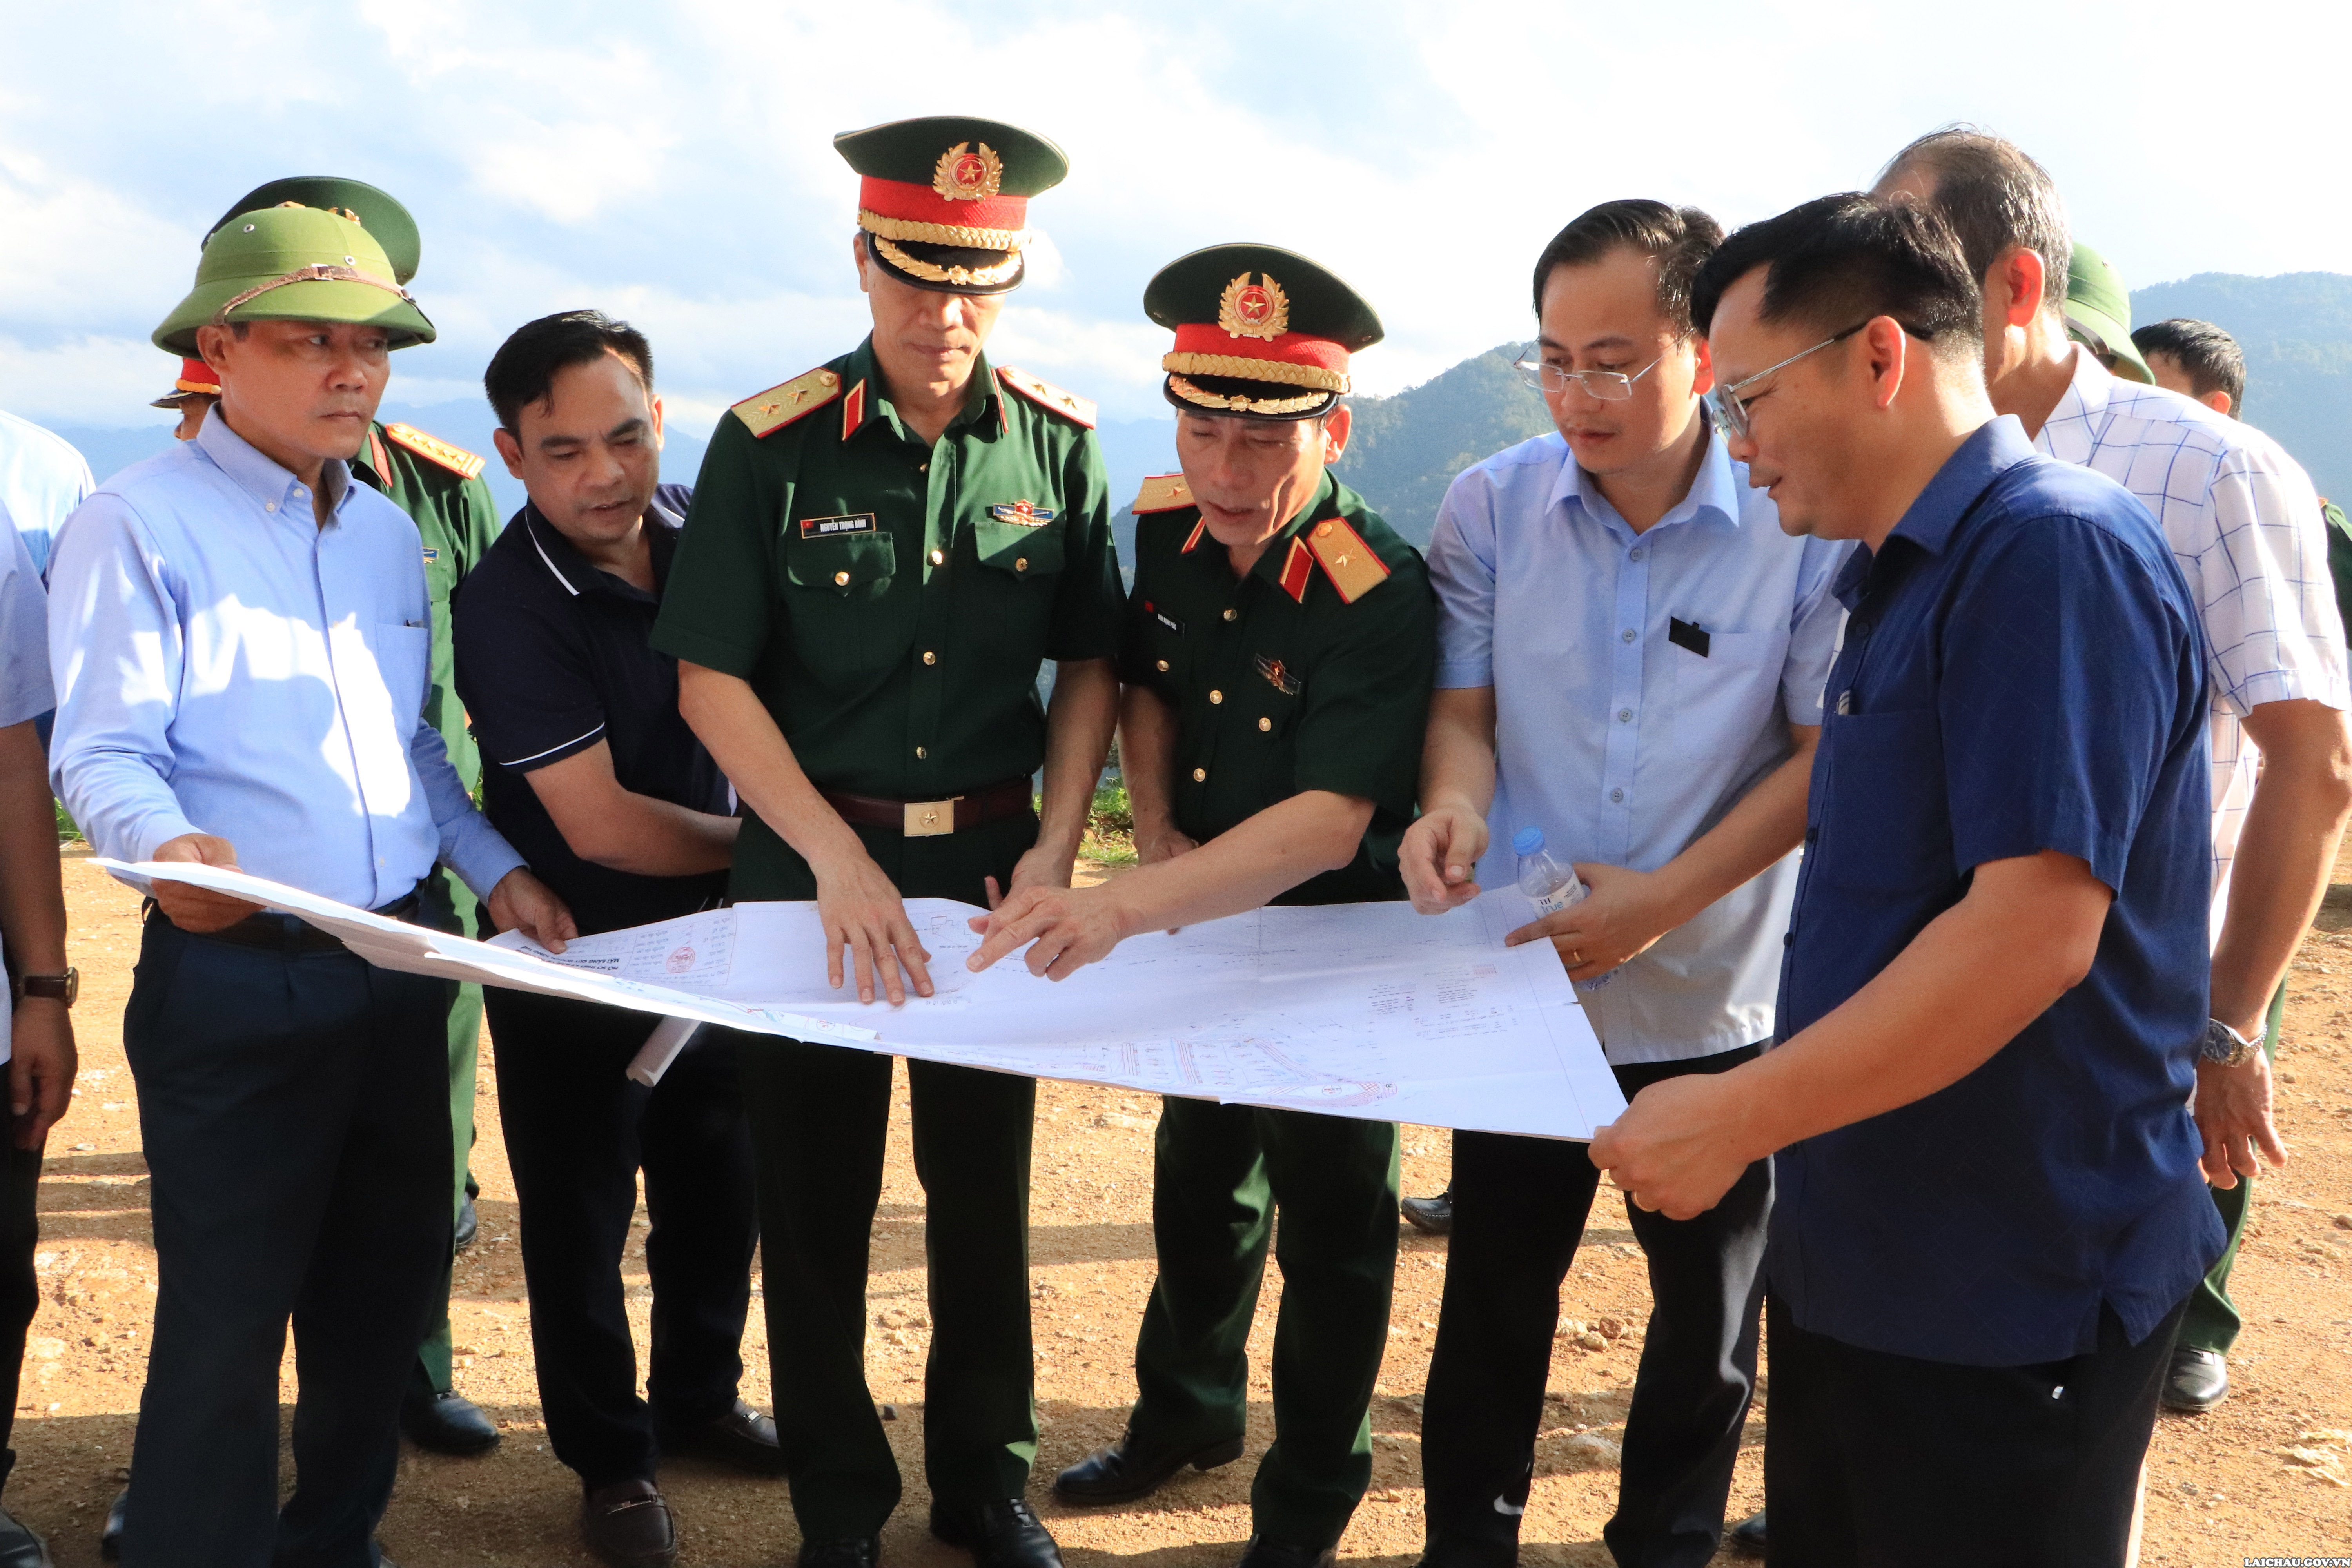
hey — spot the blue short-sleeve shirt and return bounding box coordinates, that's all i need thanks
[1771,417,2225,1368]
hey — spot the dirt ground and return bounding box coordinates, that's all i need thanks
[5,845,2349,1566]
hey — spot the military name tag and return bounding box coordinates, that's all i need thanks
[988,500,1056,528]
[1145,599,1184,635]
[421,546,441,565]
[800,512,878,539]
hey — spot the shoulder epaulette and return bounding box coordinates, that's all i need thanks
[732,367,844,438]
[997,365,1097,429]
[1304,516,1391,604]
[381,422,485,481]
[1130,473,1194,514]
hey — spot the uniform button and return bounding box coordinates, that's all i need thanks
[915,746,927,759]
[1617,708,1633,722]
[1015,557,1028,572]
[1222,608,1237,622]
[1209,690,1223,704]
[918,462,929,473]
[1156,658,1170,672]
[834,570,851,586]
[1192,767,1207,782]
[1610,787,1625,803]
[1258,717,1272,732]
[922,651,937,665]
[1621,628,1636,643]
[1315,521,1335,538]
[930,549,945,566]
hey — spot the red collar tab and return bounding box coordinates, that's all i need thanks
[1277,537,1314,603]
[840,379,869,441]
[1180,518,1207,554]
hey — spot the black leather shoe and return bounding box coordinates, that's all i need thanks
[1727,1506,1767,1556]
[930,1499,1063,1568]
[0,1503,50,1568]
[98,1487,126,1561]
[659,1397,785,1475]
[2163,1345,2229,1412]
[797,1540,880,1568]
[1236,1538,1336,1568]
[1401,1189,1454,1236]
[454,1193,479,1253]
[582,1479,677,1568]
[401,1381,501,1455]
[1053,1428,1245,1504]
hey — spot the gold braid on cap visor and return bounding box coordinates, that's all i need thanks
[858,209,1029,250]
[869,235,1024,289]
[1161,352,1348,394]
[210,263,415,324]
[1165,374,1332,416]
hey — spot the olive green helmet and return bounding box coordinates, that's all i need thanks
[152,203,435,357]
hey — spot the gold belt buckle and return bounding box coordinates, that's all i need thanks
[904,797,962,837]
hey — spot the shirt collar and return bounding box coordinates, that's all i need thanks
[1552,422,1743,538]
[1835,415,2038,605]
[844,335,1002,442]
[519,502,670,604]
[1246,470,1340,590]
[2033,344,2108,465]
[193,404,358,523]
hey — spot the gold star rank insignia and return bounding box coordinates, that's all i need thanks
[1306,517,1391,604]
[382,423,485,480]
[996,365,1097,428]
[731,367,843,437]
[1130,472,1195,514]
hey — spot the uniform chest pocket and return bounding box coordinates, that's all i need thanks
[973,517,1065,580]
[1669,627,1789,759]
[784,532,898,599]
[1812,705,1954,895]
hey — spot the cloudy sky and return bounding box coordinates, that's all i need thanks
[4,0,2348,438]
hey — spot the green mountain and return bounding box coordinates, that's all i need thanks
[2129,272,2352,503]
[1331,345,1554,546]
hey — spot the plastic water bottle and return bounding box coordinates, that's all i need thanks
[1514,826,1586,915]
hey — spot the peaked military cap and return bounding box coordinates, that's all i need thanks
[151,356,221,409]
[835,115,1068,296]
[206,176,422,285]
[153,203,434,356]
[1145,244,1383,421]
[2063,242,2154,385]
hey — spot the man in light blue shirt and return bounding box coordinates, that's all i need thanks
[47,200,572,1568]
[1396,200,1843,1568]
[0,408,94,582]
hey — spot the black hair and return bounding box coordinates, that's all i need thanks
[1530,199,1723,335]
[1691,192,1982,357]
[2132,318,2245,416]
[1875,125,2071,309]
[483,310,655,435]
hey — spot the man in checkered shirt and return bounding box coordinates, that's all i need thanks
[1876,130,2352,1416]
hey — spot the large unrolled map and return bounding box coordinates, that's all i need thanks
[96,860,1626,1141]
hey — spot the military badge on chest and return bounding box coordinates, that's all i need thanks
[987,500,1056,527]
[1254,653,1301,696]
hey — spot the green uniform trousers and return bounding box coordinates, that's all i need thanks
[2177,984,2287,1356]
[418,870,483,1394]
[736,811,1042,1538]
[1129,1097,1400,1550]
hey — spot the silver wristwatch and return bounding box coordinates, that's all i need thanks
[2198,1017,2259,1069]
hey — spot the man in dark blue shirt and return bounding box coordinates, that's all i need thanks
[456,311,773,1568]
[1592,196,2222,1568]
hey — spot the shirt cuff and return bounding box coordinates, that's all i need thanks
[443,817,528,904]
[130,808,207,864]
[649,624,760,680]
[2228,670,2348,714]
[1433,657,1494,691]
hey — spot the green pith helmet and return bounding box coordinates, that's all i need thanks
[152,204,435,357]
[206,176,421,285]
[2063,242,2154,384]
[835,114,1070,296]
[1145,243,1383,422]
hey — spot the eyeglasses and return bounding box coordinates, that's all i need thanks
[1714,319,1933,440]
[1512,349,1665,401]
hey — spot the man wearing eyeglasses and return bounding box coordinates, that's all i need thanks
[1397,200,1845,1568]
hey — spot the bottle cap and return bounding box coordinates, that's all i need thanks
[1512,826,1544,855]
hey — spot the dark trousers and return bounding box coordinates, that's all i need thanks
[1129,1098,1400,1550]
[0,1137,40,1493]
[1421,1046,1770,1568]
[488,989,759,1490]
[120,915,452,1568]
[1764,1292,2187,1567]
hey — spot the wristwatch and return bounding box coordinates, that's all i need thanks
[2198,1016,2258,1069]
[12,969,77,1008]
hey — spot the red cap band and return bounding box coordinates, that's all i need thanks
[1170,323,1351,375]
[857,176,1028,239]
[176,357,221,395]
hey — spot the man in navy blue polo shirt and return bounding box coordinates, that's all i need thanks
[455,311,773,1568]
[1592,195,2221,1567]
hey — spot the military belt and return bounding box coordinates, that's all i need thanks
[820,777,1032,838]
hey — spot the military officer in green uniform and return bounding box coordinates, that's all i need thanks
[650,117,1122,1568]
[971,245,1435,1568]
